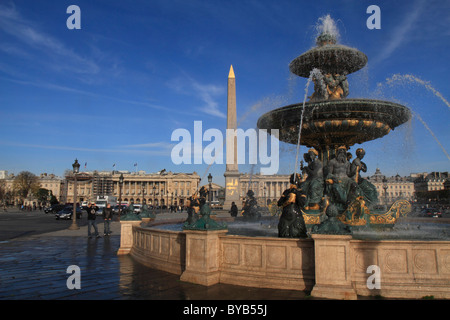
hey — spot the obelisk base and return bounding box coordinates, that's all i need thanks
[223,171,241,210]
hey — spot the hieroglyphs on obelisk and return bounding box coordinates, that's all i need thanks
[224,65,241,209]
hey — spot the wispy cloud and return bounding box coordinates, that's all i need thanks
[167,74,226,119]
[0,75,169,111]
[372,0,426,65]
[120,142,174,149]
[0,2,99,76]
[0,141,172,156]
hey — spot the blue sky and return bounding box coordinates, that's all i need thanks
[0,0,449,186]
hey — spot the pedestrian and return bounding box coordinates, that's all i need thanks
[229,202,238,217]
[103,203,113,236]
[87,203,100,238]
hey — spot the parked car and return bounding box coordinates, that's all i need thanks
[133,204,142,213]
[112,204,127,215]
[55,206,82,220]
[44,204,65,214]
[423,208,442,218]
[96,206,104,215]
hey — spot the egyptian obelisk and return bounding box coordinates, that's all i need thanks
[223,65,241,209]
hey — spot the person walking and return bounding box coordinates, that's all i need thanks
[103,203,113,236]
[87,203,100,238]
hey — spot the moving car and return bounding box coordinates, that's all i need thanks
[44,204,65,214]
[55,206,83,220]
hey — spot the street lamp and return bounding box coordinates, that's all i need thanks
[264,186,267,207]
[118,173,124,220]
[208,173,213,207]
[142,184,145,204]
[152,185,156,214]
[383,177,388,208]
[69,159,80,230]
[160,189,164,214]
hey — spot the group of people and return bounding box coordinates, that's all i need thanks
[277,146,378,238]
[85,203,113,238]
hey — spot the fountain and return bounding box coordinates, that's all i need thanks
[118,16,450,299]
[257,15,412,229]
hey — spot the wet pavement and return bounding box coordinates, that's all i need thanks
[0,215,309,301]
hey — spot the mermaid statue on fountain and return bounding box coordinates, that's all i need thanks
[277,173,308,238]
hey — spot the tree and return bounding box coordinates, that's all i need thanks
[0,179,6,204]
[13,171,40,202]
[35,188,51,204]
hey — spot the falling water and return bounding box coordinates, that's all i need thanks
[293,68,322,178]
[374,74,450,163]
[413,111,450,161]
[385,74,450,111]
[315,14,340,40]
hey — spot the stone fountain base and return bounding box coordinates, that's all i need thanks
[119,219,450,299]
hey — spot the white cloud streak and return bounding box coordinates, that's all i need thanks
[167,74,226,119]
[0,2,99,75]
[372,0,425,65]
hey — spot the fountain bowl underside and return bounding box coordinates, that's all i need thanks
[289,45,368,77]
[257,98,411,147]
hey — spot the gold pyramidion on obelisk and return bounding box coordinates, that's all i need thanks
[228,64,235,78]
[224,64,240,210]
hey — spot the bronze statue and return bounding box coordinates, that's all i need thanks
[300,148,324,210]
[309,71,349,101]
[241,190,260,221]
[350,148,378,205]
[184,195,200,225]
[140,203,155,219]
[183,187,227,231]
[325,146,358,211]
[277,173,308,238]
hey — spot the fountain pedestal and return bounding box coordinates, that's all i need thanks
[117,220,142,255]
[180,229,228,286]
[310,234,357,299]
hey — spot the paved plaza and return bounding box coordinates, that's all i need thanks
[0,211,308,301]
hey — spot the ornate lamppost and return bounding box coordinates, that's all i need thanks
[152,185,156,214]
[208,173,213,207]
[118,173,124,221]
[160,189,163,214]
[383,177,388,208]
[142,184,145,205]
[264,185,267,207]
[69,159,80,230]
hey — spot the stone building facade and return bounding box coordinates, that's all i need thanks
[64,170,201,207]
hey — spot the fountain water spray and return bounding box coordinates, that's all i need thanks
[412,111,450,161]
[374,74,450,162]
[293,68,322,181]
[385,74,450,111]
[315,14,340,43]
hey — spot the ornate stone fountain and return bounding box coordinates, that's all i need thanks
[257,19,412,229]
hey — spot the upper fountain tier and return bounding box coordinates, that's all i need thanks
[256,18,411,160]
[289,32,368,78]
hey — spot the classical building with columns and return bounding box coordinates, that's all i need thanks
[239,173,291,206]
[64,170,201,207]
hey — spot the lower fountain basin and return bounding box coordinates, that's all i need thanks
[257,98,411,148]
[148,216,450,241]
